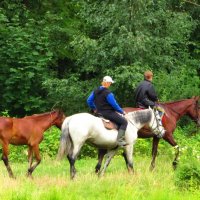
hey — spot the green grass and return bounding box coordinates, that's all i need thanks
[0,155,200,200]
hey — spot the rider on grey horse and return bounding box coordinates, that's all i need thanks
[87,76,128,146]
[134,70,165,137]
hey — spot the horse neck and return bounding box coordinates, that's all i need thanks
[164,99,193,120]
[127,110,152,130]
[32,111,59,130]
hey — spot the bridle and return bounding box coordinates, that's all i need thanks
[151,109,165,137]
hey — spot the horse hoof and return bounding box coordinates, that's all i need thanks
[26,173,33,179]
[149,167,154,171]
[98,171,104,178]
[172,161,178,170]
[172,164,177,170]
[70,174,76,180]
[128,169,134,174]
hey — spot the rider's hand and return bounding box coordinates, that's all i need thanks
[123,111,127,115]
[90,109,97,114]
[93,109,97,113]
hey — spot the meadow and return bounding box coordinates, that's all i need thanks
[0,153,200,200]
[0,124,199,200]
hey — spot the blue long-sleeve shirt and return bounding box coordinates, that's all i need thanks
[87,86,124,114]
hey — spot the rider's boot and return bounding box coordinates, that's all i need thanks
[116,129,127,147]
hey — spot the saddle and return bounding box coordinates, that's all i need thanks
[93,113,118,130]
[101,118,118,130]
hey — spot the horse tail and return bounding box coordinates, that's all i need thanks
[57,117,72,160]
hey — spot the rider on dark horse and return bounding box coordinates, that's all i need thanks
[87,76,128,146]
[135,70,165,137]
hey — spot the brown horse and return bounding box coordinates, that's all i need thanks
[95,96,200,173]
[0,109,65,178]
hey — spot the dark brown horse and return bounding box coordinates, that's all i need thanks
[0,110,65,178]
[95,96,200,173]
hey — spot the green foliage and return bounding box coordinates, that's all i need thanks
[173,124,200,190]
[155,67,200,102]
[42,75,91,114]
[65,0,199,108]
[0,1,52,115]
[175,147,200,190]
[40,127,61,157]
[0,1,80,116]
[79,144,97,159]
[0,0,199,116]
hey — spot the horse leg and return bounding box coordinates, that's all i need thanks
[95,149,107,173]
[122,151,128,169]
[150,136,160,171]
[124,144,134,174]
[172,145,179,170]
[99,150,116,177]
[2,142,15,178]
[27,145,41,178]
[27,146,33,177]
[163,133,179,169]
[67,155,76,180]
[67,145,82,180]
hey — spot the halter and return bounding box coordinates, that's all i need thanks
[151,109,165,138]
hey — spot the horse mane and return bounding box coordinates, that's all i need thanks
[128,109,152,124]
[160,98,193,105]
[24,110,62,118]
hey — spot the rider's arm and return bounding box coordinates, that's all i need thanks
[106,93,124,114]
[87,91,96,110]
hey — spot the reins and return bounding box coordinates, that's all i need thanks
[126,115,140,130]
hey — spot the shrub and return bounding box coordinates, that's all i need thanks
[175,147,200,190]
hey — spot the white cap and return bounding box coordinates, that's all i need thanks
[103,76,114,83]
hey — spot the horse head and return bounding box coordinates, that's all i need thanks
[51,109,66,129]
[187,96,200,126]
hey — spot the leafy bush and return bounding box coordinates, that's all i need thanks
[175,147,200,190]
[40,127,61,157]
[79,144,98,159]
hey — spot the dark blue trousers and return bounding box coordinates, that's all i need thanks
[100,110,128,131]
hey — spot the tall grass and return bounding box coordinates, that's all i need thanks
[0,155,200,200]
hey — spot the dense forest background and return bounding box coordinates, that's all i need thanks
[0,0,199,117]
